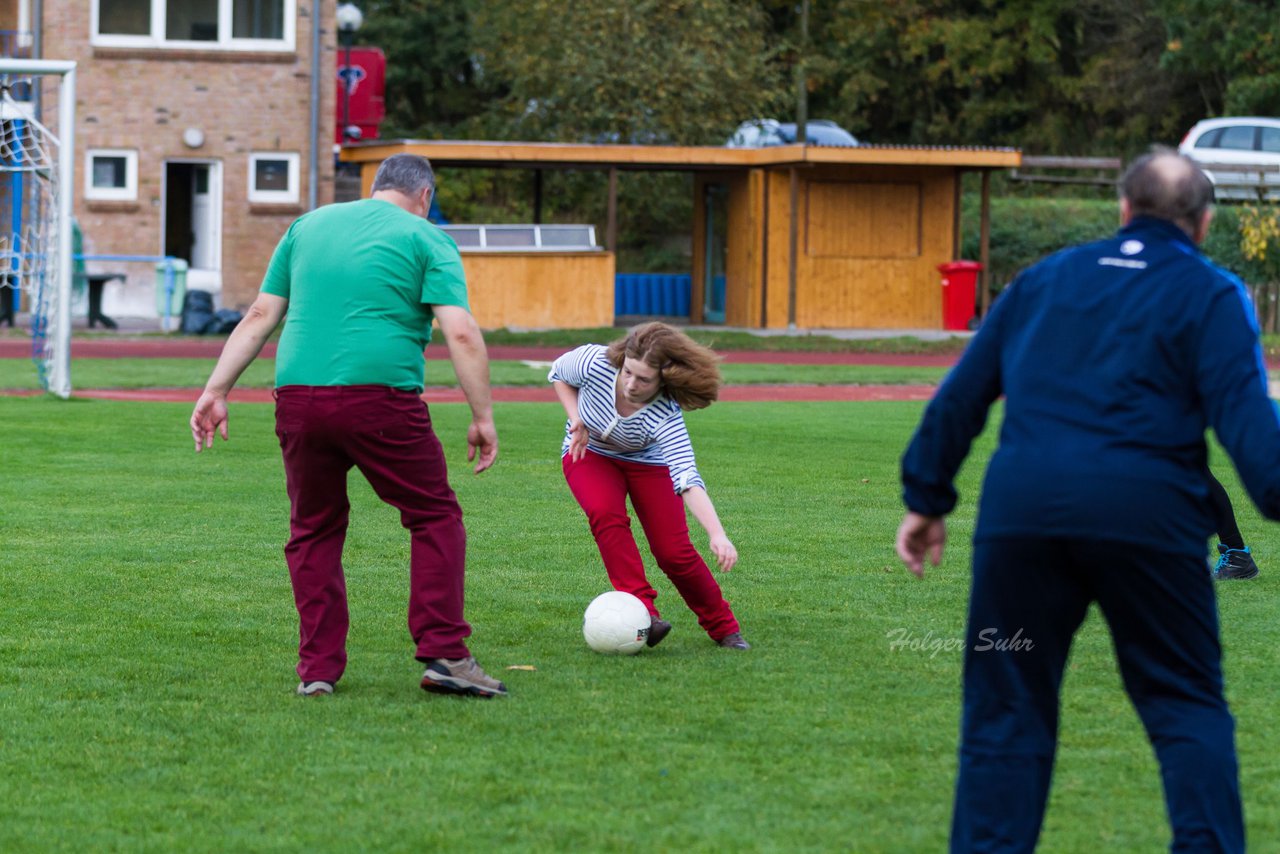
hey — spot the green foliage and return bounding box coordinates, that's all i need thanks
[1158,0,1280,116]
[469,0,787,145]
[961,196,1119,289]
[358,0,494,138]
[1199,205,1253,278]
[1228,204,1280,332]
[805,0,1206,156]
[361,0,1272,158]
[961,195,1277,302]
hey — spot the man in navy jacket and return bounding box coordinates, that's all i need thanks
[897,150,1280,853]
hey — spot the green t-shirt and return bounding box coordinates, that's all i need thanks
[260,198,469,391]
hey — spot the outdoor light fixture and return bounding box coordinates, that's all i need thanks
[336,3,364,144]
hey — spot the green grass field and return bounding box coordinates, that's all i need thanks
[2,397,1277,851]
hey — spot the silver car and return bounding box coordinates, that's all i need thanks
[1178,117,1280,201]
[726,118,859,148]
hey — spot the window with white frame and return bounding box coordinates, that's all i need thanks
[93,0,294,50]
[85,149,138,201]
[248,152,300,204]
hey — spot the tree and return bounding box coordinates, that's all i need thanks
[1238,204,1280,332]
[358,0,499,138]
[468,0,788,144]
[802,0,1207,156]
[1158,0,1280,116]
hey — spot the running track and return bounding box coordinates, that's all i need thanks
[0,336,952,403]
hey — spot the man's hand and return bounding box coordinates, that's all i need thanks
[190,391,229,452]
[467,417,498,474]
[896,511,946,578]
[188,291,286,453]
[435,304,498,475]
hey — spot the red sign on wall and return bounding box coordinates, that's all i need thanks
[336,46,386,145]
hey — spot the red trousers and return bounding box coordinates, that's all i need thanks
[563,450,739,641]
[275,385,472,683]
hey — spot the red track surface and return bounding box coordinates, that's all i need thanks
[0,335,949,402]
[3,384,938,403]
[0,337,957,367]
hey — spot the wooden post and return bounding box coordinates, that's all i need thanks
[952,172,963,258]
[795,0,808,144]
[787,167,798,328]
[979,169,991,316]
[760,169,770,328]
[607,167,618,253]
[533,169,543,224]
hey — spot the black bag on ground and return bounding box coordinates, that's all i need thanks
[180,290,215,334]
[204,309,243,335]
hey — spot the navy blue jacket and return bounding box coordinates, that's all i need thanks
[902,216,1280,554]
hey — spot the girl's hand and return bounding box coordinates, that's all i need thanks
[568,417,589,461]
[709,534,738,572]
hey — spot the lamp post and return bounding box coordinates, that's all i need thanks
[335,2,364,144]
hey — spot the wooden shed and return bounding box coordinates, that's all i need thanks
[340,140,1020,330]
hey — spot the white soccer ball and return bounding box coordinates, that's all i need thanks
[582,591,652,655]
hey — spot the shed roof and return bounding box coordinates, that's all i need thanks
[340,139,1021,171]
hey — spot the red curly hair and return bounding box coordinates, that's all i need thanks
[605,322,722,410]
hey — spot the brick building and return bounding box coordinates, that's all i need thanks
[2,0,337,318]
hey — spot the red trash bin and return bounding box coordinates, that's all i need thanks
[937,261,983,331]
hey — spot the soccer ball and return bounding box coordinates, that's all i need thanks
[582,591,651,655]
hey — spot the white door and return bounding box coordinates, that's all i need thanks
[164,160,222,299]
[190,166,214,270]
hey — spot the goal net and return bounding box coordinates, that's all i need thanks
[0,59,75,398]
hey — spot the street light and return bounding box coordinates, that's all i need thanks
[336,2,364,144]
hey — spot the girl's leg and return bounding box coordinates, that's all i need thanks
[563,451,659,612]
[626,462,739,640]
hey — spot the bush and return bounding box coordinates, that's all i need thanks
[960,196,1117,290]
[962,195,1268,295]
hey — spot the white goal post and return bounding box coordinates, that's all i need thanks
[0,58,75,398]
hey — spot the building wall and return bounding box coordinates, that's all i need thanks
[461,251,615,329]
[756,164,958,329]
[41,0,336,315]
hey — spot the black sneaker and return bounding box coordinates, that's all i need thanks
[647,617,673,647]
[1214,544,1260,580]
[421,657,508,698]
[716,632,751,650]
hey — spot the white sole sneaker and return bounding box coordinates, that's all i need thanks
[296,680,335,696]
[420,657,508,698]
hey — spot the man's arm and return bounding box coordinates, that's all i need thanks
[434,304,498,473]
[895,280,1011,574]
[1195,282,1280,520]
[190,292,288,452]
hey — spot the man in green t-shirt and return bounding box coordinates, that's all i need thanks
[190,154,506,699]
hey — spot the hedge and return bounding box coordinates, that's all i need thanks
[960,196,1261,292]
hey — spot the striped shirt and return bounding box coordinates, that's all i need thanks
[548,344,705,493]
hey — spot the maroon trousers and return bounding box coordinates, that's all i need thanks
[563,450,739,641]
[275,385,471,683]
